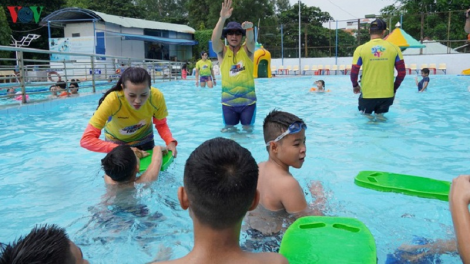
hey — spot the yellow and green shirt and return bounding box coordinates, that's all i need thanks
[220,45,256,107]
[196,59,213,77]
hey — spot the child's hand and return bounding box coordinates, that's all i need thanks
[131,147,149,159]
[450,175,470,205]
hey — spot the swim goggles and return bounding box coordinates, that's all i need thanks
[265,121,307,146]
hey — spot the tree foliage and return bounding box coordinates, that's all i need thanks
[87,0,143,19]
[0,7,13,64]
[380,0,468,46]
[134,0,189,24]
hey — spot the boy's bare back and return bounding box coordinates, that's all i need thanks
[154,251,287,264]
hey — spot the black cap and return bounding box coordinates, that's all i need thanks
[221,22,246,39]
[370,19,387,30]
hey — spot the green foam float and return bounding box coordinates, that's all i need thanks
[280,216,376,264]
[354,171,451,201]
[139,150,173,172]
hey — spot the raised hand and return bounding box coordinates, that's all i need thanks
[241,21,253,29]
[220,0,233,19]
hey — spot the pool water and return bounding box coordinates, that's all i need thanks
[0,80,112,106]
[0,75,469,263]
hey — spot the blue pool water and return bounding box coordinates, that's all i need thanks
[0,75,469,263]
[0,80,112,106]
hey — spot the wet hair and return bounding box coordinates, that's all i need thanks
[0,224,75,264]
[263,110,304,150]
[201,51,207,56]
[317,80,325,87]
[101,145,137,182]
[97,67,151,108]
[70,79,79,88]
[184,137,258,229]
[421,68,430,75]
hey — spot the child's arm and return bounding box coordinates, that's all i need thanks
[280,179,308,214]
[211,68,216,85]
[450,175,470,264]
[419,81,429,92]
[137,146,163,183]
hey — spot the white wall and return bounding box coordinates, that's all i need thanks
[272,53,470,75]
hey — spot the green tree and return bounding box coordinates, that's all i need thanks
[0,7,13,64]
[187,0,274,32]
[134,0,189,24]
[380,0,468,47]
[88,0,143,19]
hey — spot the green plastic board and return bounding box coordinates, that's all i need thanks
[354,171,451,201]
[280,216,376,264]
[139,150,173,172]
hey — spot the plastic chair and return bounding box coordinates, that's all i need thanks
[303,65,310,75]
[317,65,324,75]
[339,65,346,75]
[324,65,331,75]
[409,64,418,74]
[405,64,411,74]
[271,65,277,75]
[438,63,446,74]
[278,65,285,75]
[428,63,437,74]
[292,65,299,75]
[331,65,338,75]
[286,65,292,75]
[311,65,318,75]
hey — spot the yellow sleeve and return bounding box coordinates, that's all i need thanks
[89,92,120,129]
[150,88,169,120]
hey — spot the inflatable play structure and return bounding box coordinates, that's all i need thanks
[253,42,272,78]
[461,68,470,75]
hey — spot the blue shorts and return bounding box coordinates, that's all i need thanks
[222,104,256,126]
[200,76,212,83]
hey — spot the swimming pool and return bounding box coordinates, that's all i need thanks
[0,74,468,263]
[0,80,112,107]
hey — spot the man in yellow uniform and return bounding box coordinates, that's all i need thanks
[351,19,406,120]
[211,0,256,132]
[195,51,216,88]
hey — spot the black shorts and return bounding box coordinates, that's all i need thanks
[358,96,394,114]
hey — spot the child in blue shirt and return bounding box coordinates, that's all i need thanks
[415,68,430,92]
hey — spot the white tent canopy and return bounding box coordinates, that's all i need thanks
[402,40,459,55]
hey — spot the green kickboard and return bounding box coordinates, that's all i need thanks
[280,216,376,264]
[354,171,451,201]
[139,150,173,172]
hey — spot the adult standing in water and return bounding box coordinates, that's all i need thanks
[80,67,177,157]
[350,19,406,120]
[211,0,256,133]
[195,51,216,88]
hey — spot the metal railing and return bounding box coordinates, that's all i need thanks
[0,45,185,105]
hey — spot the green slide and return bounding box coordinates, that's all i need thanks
[355,171,450,201]
[139,150,173,172]
[280,216,376,264]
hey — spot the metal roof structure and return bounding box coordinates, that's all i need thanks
[40,7,195,34]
